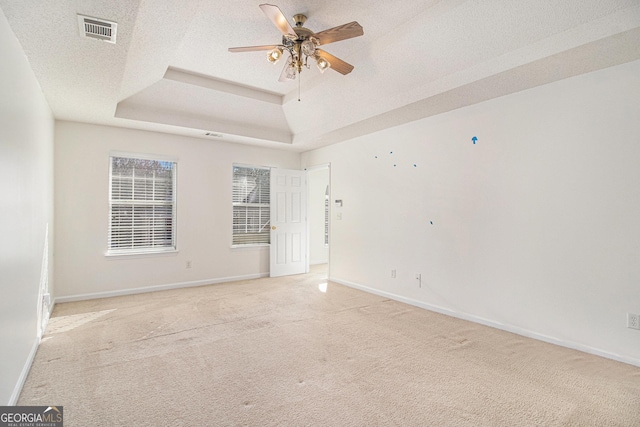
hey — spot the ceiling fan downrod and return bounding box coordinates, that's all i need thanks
[293,13,307,27]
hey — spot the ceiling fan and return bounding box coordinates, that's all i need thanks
[229,4,364,82]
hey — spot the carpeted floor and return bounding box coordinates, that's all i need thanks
[19,266,640,426]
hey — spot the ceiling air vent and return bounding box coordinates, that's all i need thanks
[77,14,117,43]
[204,132,223,138]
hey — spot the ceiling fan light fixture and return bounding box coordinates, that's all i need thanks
[301,39,317,56]
[267,47,283,63]
[316,56,331,73]
[285,59,297,80]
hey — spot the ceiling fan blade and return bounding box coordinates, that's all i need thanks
[229,44,283,53]
[316,49,354,75]
[314,21,363,45]
[259,4,296,37]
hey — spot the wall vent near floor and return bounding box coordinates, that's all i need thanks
[77,14,117,43]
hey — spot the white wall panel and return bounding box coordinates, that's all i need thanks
[0,9,55,404]
[302,60,640,366]
[54,122,299,298]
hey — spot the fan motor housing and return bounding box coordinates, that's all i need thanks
[293,26,314,40]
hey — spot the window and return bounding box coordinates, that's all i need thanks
[108,155,177,254]
[232,165,270,246]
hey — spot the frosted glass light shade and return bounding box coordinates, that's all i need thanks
[316,56,330,73]
[285,61,297,80]
[267,47,283,64]
[301,40,316,57]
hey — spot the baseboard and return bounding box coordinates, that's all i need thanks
[8,337,40,405]
[310,260,329,266]
[330,276,640,368]
[55,273,269,304]
[9,297,56,405]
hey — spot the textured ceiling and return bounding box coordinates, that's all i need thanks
[1,0,640,152]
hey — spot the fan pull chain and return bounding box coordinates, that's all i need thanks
[298,71,301,102]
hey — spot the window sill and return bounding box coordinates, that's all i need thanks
[231,244,270,250]
[105,249,179,259]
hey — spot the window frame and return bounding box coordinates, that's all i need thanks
[106,152,178,257]
[231,164,271,248]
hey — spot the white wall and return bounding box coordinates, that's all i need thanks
[302,60,640,366]
[54,122,299,299]
[308,167,330,265]
[0,9,55,404]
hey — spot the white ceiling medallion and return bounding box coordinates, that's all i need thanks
[77,14,117,44]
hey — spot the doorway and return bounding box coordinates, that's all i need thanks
[306,165,330,278]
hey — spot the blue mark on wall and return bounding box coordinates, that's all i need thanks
[472,136,478,144]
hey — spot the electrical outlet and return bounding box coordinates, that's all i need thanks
[628,313,640,330]
[186,260,192,269]
[391,269,396,278]
[415,273,421,288]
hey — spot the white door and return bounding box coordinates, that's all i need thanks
[270,168,307,277]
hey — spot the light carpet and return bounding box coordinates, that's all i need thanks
[19,267,640,426]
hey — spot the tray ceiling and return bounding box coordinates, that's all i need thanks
[1,0,639,151]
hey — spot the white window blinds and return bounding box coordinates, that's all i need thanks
[232,165,270,246]
[109,156,177,253]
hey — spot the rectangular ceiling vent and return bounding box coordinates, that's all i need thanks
[77,14,117,43]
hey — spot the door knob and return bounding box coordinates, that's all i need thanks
[271,226,277,230]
